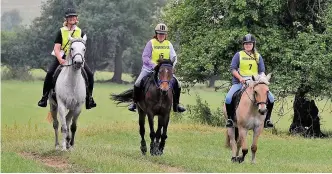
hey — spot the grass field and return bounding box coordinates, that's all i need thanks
[1,71,332,172]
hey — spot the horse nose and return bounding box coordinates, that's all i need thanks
[160,82,169,91]
[259,109,267,115]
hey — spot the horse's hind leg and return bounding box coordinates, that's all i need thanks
[69,109,81,150]
[138,108,147,155]
[251,125,263,164]
[227,128,238,162]
[50,104,59,150]
[157,113,170,156]
[238,127,248,163]
[65,111,74,149]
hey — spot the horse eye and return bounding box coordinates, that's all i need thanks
[71,48,74,51]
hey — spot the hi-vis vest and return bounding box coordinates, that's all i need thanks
[61,26,82,55]
[239,50,260,76]
[151,38,170,64]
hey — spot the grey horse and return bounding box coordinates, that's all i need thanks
[49,35,87,151]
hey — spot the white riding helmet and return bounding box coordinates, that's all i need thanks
[155,23,168,34]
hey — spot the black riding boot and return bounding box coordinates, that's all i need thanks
[225,103,235,128]
[264,102,274,128]
[128,86,140,112]
[173,87,186,112]
[38,91,49,107]
[86,85,97,109]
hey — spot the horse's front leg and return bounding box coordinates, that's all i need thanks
[147,113,156,156]
[57,101,68,151]
[50,103,59,150]
[154,114,163,154]
[238,127,248,163]
[68,108,81,150]
[138,107,147,155]
[251,124,264,164]
[157,113,170,156]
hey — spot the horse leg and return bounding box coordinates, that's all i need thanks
[138,107,147,155]
[57,101,68,151]
[50,104,59,150]
[147,113,156,156]
[158,113,170,156]
[154,115,163,155]
[65,111,74,149]
[69,108,81,150]
[238,127,248,163]
[227,128,238,162]
[251,125,263,164]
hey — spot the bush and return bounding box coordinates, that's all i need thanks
[187,94,225,127]
[1,67,34,81]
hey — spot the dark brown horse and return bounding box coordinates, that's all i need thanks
[111,60,174,156]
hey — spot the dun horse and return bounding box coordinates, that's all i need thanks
[111,60,174,156]
[224,73,272,163]
[49,36,87,151]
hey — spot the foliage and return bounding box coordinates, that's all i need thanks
[163,0,332,98]
[187,94,225,127]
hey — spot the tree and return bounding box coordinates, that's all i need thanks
[1,9,22,30]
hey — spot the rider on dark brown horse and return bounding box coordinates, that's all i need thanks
[128,23,186,113]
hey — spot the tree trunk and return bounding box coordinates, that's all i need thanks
[111,38,123,83]
[208,75,219,88]
[289,84,327,138]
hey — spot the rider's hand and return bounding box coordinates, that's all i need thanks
[58,59,66,65]
[239,77,246,84]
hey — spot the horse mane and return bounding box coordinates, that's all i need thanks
[158,59,173,66]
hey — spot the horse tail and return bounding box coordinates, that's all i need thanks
[110,88,133,104]
[47,112,53,123]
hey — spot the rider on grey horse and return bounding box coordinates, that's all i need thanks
[37,8,96,109]
[128,23,186,113]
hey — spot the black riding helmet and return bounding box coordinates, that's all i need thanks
[242,34,256,44]
[65,8,78,18]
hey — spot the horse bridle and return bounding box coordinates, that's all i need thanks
[244,82,268,106]
[63,40,86,67]
[156,64,173,90]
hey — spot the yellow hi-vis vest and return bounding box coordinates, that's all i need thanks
[151,38,170,64]
[60,26,82,55]
[239,50,260,76]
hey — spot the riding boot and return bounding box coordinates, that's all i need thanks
[38,91,49,107]
[38,77,52,107]
[225,103,235,128]
[86,87,97,110]
[128,86,140,112]
[173,87,186,112]
[264,102,274,128]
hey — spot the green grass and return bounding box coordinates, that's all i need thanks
[1,72,332,172]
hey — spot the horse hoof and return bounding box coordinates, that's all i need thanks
[238,157,244,163]
[231,157,237,162]
[55,145,60,150]
[61,148,67,152]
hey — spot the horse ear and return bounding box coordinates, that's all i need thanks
[82,34,87,43]
[266,73,272,81]
[252,75,256,81]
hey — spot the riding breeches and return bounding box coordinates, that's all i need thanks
[225,83,275,104]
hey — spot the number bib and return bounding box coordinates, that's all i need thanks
[239,51,259,76]
[151,39,170,64]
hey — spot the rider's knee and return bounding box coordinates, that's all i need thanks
[225,96,232,104]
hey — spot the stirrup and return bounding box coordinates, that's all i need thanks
[128,103,137,112]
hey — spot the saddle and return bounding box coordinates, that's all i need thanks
[50,65,89,102]
[231,85,249,114]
